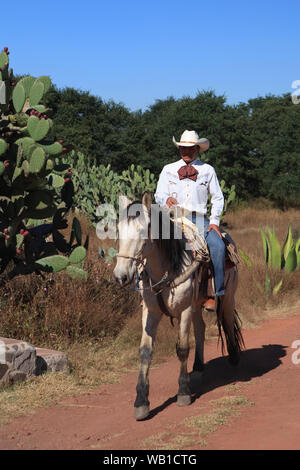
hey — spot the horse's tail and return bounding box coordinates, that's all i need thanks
[216,298,245,365]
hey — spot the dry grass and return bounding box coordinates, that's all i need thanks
[141,394,254,450]
[141,430,200,451]
[184,395,254,439]
[0,372,85,426]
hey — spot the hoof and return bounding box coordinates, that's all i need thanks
[134,405,150,421]
[177,394,192,407]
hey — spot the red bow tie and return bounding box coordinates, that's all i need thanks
[177,165,199,181]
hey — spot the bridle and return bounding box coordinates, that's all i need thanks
[116,237,171,293]
[116,239,146,267]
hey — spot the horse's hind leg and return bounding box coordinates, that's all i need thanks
[192,308,206,373]
[134,307,161,421]
[176,307,192,406]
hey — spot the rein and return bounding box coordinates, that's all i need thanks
[116,252,201,294]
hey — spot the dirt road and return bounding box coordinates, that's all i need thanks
[0,306,300,450]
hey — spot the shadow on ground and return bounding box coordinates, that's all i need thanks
[146,344,287,420]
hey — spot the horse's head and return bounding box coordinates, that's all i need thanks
[113,192,152,286]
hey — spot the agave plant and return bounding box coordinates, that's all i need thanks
[260,225,300,272]
[239,225,300,296]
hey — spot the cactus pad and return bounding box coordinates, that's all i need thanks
[16,137,36,159]
[48,174,65,188]
[12,82,26,113]
[29,79,44,106]
[37,76,51,94]
[21,160,30,177]
[46,159,54,171]
[66,265,88,280]
[36,255,69,272]
[40,141,63,155]
[19,76,35,98]
[0,138,7,156]
[29,147,46,173]
[0,51,9,68]
[69,246,86,264]
[27,115,50,141]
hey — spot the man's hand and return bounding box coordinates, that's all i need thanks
[207,224,222,238]
[166,197,178,208]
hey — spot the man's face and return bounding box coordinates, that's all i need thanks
[179,145,199,164]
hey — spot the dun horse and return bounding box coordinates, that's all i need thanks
[113,192,244,421]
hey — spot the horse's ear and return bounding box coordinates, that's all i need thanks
[119,193,132,210]
[142,191,152,211]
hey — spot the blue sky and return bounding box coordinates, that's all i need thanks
[2,0,299,111]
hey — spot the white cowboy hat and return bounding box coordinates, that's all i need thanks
[172,130,210,152]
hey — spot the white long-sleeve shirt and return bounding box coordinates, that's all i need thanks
[154,158,224,226]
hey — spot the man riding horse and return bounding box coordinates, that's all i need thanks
[154,130,225,312]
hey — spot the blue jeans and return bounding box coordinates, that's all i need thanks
[191,215,225,296]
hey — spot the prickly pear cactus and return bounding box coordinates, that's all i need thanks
[0,47,88,283]
[64,151,157,226]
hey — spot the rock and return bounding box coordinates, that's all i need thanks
[0,337,36,386]
[35,347,69,375]
[0,363,9,381]
[0,337,69,386]
[8,370,27,384]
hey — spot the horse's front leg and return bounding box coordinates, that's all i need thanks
[134,305,162,421]
[176,306,192,406]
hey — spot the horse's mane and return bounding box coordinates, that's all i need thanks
[126,200,193,275]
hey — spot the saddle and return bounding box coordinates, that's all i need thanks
[172,214,241,299]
